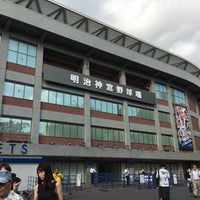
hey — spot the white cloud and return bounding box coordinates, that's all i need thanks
[53,0,200,67]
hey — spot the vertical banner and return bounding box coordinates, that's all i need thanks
[175,105,193,149]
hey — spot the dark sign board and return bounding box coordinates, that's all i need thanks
[43,64,156,105]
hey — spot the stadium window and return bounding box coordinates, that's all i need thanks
[155,82,168,100]
[159,112,170,123]
[170,87,185,105]
[90,98,123,115]
[3,81,34,100]
[0,117,31,135]
[7,38,36,68]
[41,89,84,108]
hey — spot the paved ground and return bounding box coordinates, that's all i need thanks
[64,185,195,200]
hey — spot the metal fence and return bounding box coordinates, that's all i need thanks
[24,172,186,199]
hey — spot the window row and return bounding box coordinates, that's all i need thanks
[130,131,157,144]
[90,98,123,115]
[0,117,175,147]
[159,112,170,123]
[41,89,84,108]
[161,135,173,146]
[0,117,31,135]
[39,122,84,139]
[128,106,154,120]
[7,39,37,68]
[4,38,186,106]
[3,82,34,100]
[155,82,185,105]
[91,127,124,142]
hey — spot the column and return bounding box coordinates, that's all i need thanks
[0,31,9,116]
[82,59,91,147]
[119,70,131,148]
[30,41,43,144]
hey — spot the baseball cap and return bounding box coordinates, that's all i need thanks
[0,170,12,183]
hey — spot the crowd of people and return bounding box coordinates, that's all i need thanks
[1,161,200,200]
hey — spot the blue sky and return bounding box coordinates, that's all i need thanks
[52,0,200,68]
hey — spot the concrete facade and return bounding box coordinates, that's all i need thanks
[0,0,200,183]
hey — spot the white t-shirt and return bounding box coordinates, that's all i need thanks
[90,167,97,174]
[191,169,200,180]
[157,168,170,187]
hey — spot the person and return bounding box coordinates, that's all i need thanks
[156,162,170,200]
[34,162,63,200]
[0,162,24,200]
[124,165,130,187]
[53,167,64,184]
[190,164,200,198]
[139,167,146,175]
[89,165,97,184]
[11,177,22,194]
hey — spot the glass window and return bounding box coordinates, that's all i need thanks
[96,128,102,140]
[7,39,37,68]
[41,89,48,102]
[90,98,122,115]
[162,135,173,146]
[3,82,14,96]
[24,86,34,100]
[14,84,24,98]
[77,126,83,139]
[128,106,154,120]
[55,124,63,137]
[10,119,20,133]
[113,103,117,114]
[71,125,78,138]
[64,94,71,106]
[90,99,95,110]
[78,96,84,108]
[47,122,55,137]
[102,129,107,140]
[49,91,56,104]
[96,100,101,111]
[17,53,27,66]
[107,102,112,113]
[21,120,31,134]
[39,122,47,136]
[102,101,107,112]
[18,42,28,54]
[28,45,36,56]
[155,82,168,100]
[7,50,17,63]
[57,92,64,105]
[8,39,18,51]
[130,131,157,145]
[171,87,185,105]
[0,117,31,135]
[27,56,36,68]
[63,124,70,138]
[3,82,33,100]
[0,117,11,133]
[71,95,78,107]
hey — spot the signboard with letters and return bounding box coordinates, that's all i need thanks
[43,64,156,105]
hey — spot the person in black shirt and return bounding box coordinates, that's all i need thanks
[34,162,63,200]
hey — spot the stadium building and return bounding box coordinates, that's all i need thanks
[0,0,200,187]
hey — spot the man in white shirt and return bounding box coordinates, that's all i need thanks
[90,166,97,184]
[190,164,200,198]
[156,162,170,200]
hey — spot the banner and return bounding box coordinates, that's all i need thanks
[175,105,193,149]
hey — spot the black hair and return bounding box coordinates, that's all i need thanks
[0,162,11,172]
[160,162,166,168]
[37,162,55,190]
